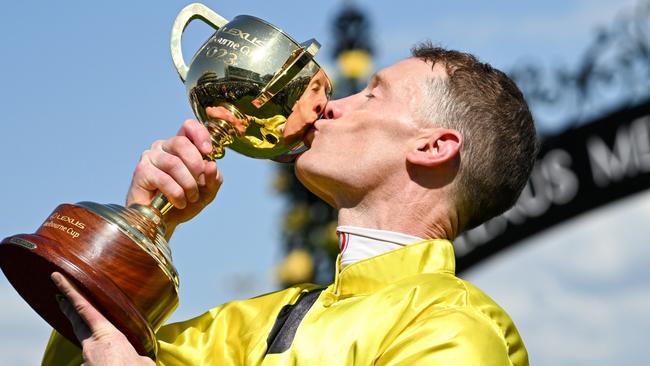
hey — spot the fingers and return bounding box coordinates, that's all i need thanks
[206,106,246,135]
[56,294,92,342]
[127,120,216,209]
[205,106,237,124]
[199,160,222,204]
[148,138,203,206]
[52,273,157,365]
[126,117,226,215]
[128,146,194,209]
[177,119,213,156]
[52,272,114,343]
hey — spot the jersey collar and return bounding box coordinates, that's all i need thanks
[328,239,456,299]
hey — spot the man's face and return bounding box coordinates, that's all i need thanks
[283,70,331,145]
[295,58,442,207]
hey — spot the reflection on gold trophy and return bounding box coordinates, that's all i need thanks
[0,3,331,358]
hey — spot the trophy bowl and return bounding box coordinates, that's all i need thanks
[175,7,331,161]
[0,2,331,358]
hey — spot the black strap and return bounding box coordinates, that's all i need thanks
[265,288,325,354]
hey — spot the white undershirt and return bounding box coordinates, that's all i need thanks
[337,225,424,268]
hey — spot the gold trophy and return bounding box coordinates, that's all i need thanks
[0,3,331,358]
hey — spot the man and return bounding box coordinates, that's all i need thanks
[44,43,536,365]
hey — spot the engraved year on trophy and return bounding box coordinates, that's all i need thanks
[0,3,331,358]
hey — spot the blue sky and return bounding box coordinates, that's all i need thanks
[0,1,646,364]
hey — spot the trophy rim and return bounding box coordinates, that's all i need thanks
[231,14,325,70]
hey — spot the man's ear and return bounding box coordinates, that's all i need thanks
[406,128,462,167]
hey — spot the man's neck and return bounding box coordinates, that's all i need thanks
[337,197,456,240]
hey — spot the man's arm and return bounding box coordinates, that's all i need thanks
[43,110,238,365]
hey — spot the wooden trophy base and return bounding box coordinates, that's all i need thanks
[0,203,179,358]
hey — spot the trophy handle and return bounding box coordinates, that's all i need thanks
[170,3,228,82]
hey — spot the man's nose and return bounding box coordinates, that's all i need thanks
[313,95,327,118]
[323,99,342,119]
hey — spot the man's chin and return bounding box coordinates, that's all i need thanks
[293,153,320,189]
[293,156,337,208]
[293,147,321,172]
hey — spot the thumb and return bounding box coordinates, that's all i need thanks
[52,272,116,342]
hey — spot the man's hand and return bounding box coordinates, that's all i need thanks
[127,118,227,236]
[51,272,155,366]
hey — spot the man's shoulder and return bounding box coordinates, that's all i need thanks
[390,271,507,312]
[384,271,527,364]
[380,272,514,332]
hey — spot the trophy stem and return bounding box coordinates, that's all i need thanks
[150,194,174,216]
[205,117,237,160]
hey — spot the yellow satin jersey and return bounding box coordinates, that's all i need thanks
[42,239,528,365]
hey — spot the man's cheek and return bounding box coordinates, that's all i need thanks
[283,115,307,144]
